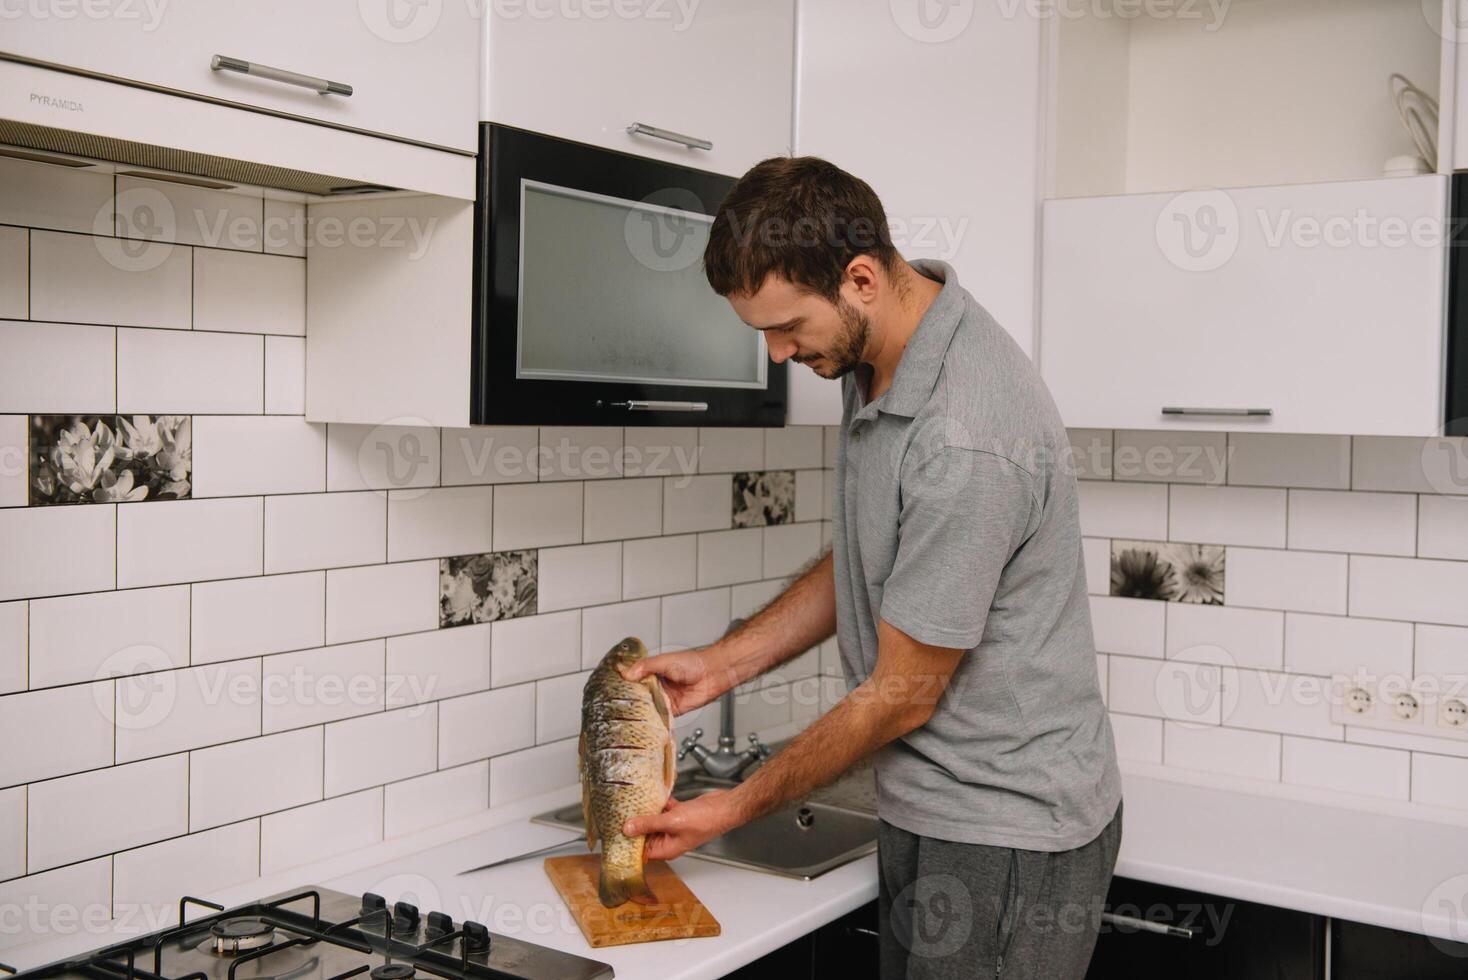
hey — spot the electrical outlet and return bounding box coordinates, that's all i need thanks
[1441,698,1468,730]
[1391,691,1421,721]
[1344,685,1373,715]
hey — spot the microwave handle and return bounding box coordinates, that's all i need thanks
[600,400,710,413]
[626,122,713,152]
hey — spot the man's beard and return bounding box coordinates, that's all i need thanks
[798,297,869,379]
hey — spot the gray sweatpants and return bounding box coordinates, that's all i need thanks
[877,800,1123,980]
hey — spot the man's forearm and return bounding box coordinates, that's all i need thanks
[711,550,836,688]
[724,671,917,826]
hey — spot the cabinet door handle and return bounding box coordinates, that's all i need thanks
[1100,912,1196,939]
[211,55,353,97]
[1161,406,1273,417]
[600,400,710,413]
[626,122,713,151]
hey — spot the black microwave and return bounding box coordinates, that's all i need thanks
[469,123,787,427]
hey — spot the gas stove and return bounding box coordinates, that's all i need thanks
[6,887,612,980]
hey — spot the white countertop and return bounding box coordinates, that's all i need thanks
[9,764,1468,976]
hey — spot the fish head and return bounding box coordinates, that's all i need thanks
[603,636,649,670]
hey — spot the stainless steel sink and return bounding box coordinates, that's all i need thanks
[530,772,878,880]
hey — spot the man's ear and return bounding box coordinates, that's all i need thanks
[844,255,883,302]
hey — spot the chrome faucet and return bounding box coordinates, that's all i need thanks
[677,619,771,782]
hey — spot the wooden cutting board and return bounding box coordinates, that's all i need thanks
[544,854,721,947]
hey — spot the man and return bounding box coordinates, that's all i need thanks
[618,156,1123,978]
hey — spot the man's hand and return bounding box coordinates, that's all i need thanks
[617,648,736,717]
[622,790,739,861]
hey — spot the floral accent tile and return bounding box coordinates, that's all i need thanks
[732,470,795,527]
[439,550,538,628]
[29,414,192,505]
[1110,540,1225,605]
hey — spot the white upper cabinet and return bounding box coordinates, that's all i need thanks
[4,1,479,151]
[481,1,795,177]
[1041,176,1447,437]
[1041,0,1455,437]
[790,0,1045,424]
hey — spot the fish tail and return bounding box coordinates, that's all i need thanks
[598,865,659,908]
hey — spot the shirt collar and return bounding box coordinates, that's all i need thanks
[853,259,965,422]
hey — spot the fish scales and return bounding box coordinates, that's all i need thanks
[578,636,676,908]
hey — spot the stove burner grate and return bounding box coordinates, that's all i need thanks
[370,965,416,980]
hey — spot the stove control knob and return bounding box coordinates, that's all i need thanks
[425,911,453,937]
[393,901,420,930]
[462,920,491,954]
[361,893,388,918]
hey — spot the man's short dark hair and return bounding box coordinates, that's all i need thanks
[703,156,901,301]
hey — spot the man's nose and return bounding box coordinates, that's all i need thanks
[767,337,796,364]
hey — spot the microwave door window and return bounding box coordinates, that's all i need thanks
[516,180,767,388]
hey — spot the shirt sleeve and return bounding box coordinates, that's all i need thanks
[878,446,1040,650]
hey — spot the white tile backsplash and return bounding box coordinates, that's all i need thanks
[1168,485,1286,548]
[0,786,25,883]
[326,423,441,493]
[191,571,324,664]
[584,477,662,542]
[118,328,264,414]
[0,415,24,509]
[115,659,261,763]
[623,534,698,600]
[386,485,493,562]
[437,684,536,769]
[0,228,24,321]
[386,624,489,706]
[0,682,114,787]
[1163,722,1280,781]
[1227,433,1351,490]
[1225,547,1348,615]
[113,821,260,926]
[114,177,261,250]
[192,417,326,497]
[1089,597,1165,658]
[263,640,385,732]
[1281,736,1409,800]
[189,727,323,831]
[383,762,489,838]
[1282,612,1414,678]
[441,426,540,485]
[326,561,438,644]
[488,737,578,807]
[536,670,590,743]
[324,704,437,797]
[539,427,623,480]
[260,788,383,874]
[0,858,112,954]
[1412,753,1468,808]
[1112,430,1227,485]
[697,528,764,589]
[265,334,308,414]
[622,427,698,477]
[1287,490,1417,557]
[492,480,583,550]
[0,157,113,233]
[118,497,263,588]
[581,598,661,666]
[1165,603,1283,670]
[0,320,115,413]
[1419,495,1468,561]
[0,601,24,694]
[265,491,387,573]
[29,584,189,688]
[31,230,192,329]
[764,426,823,470]
[491,610,580,687]
[0,503,115,601]
[1349,555,1468,627]
[193,249,305,335]
[538,542,623,612]
[28,753,188,872]
[663,473,733,534]
[1353,436,1468,495]
[1077,481,1168,540]
[696,428,764,473]
[762,522,822,578]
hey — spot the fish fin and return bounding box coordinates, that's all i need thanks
[599,865,659,908]
[644,674,673,733]
[663,738,676,794]
[578,732,597,850]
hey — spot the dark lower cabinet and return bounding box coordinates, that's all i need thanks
[723,881,1468,979]
[722,900,879,980]
[1085,877,1326,980]
[1331,919,1468,979]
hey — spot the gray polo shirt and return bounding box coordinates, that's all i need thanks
[831,258,1122,851]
